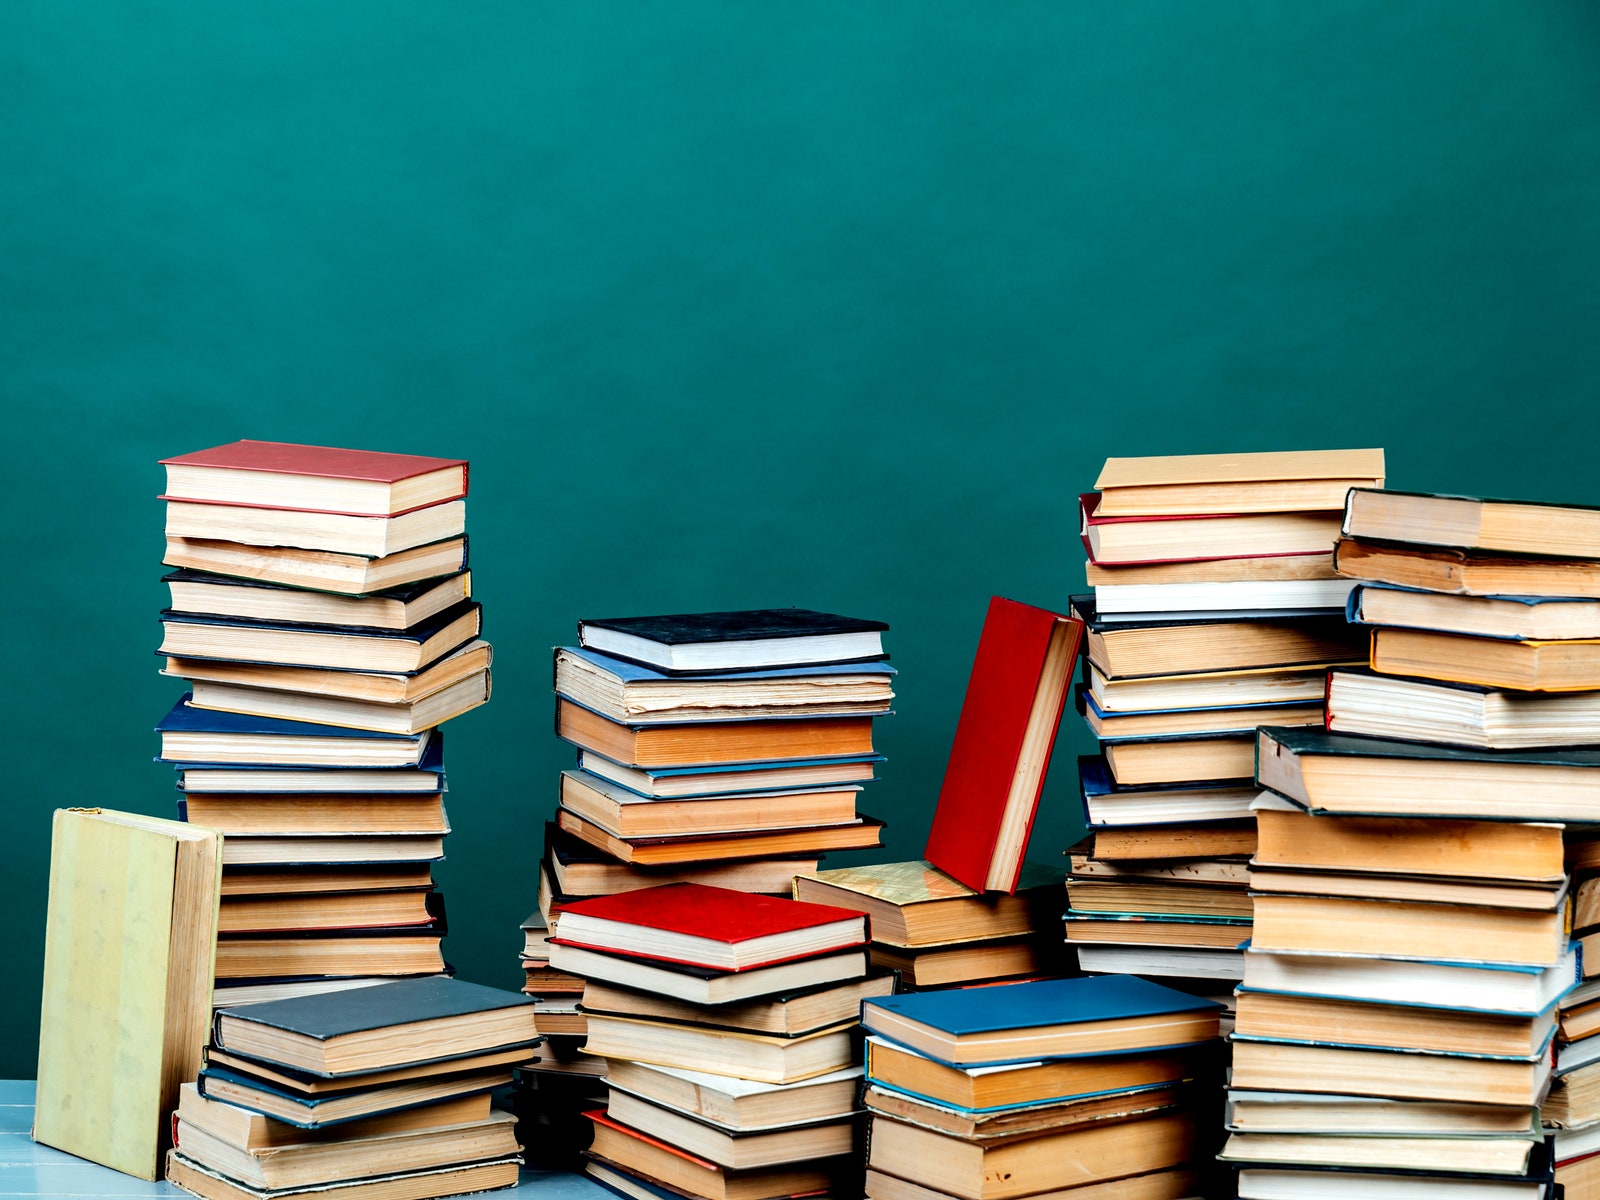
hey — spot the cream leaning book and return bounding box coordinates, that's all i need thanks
[33,807,223,1179]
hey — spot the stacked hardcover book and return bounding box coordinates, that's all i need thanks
[165,977,538,1200]
[156,440,489,1006]
[555,884,882,1200]
[1221,486,1600,1199]
[792,597,1082,990]
[860,975,1223,1200]
[1066,449,1381,999]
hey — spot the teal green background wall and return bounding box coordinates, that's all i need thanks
[3,2,1598,1078]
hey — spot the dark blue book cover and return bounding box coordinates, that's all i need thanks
[558,644,896,683]
[862,974,1221,1038]
[215,975,530,1041]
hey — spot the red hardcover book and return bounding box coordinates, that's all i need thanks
[160,440,469,516]
[549,882,869,971]
[924,597,1085,894]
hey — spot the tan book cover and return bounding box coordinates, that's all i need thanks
[33,807,222,1179]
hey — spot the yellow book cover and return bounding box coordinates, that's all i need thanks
[33,808,222,1180]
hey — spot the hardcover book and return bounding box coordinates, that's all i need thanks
[550,882,868,971]
[33,808,223,1180]
[161,440,469,516]
[925,597,1084,893]
[579,608,889,674]
[1094,449,1385,516]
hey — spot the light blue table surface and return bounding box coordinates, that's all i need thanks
[0,1080,610,1198]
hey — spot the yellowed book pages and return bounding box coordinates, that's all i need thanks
[33,808,222,1180]
[1097,448,1386,490]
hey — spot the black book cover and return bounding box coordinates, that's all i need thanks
[1263,724,1600,767]
[580,608,887,644]
[214,974,531,1043]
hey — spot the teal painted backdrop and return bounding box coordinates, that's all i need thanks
[3,2,1598,1078]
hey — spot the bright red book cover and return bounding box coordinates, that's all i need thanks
[555,882,866,942]
[924,597,1084,894]
[161,439,468,483]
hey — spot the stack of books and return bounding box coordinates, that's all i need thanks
[155,440,489,1006]
[793,597,1082,990]
[860,975,1224,1200]
[1221,486,1600,1199]
[165,977,538,1200]
[553,883,883,1200]
[533,607,896,1034]
[1066,449,1382,996]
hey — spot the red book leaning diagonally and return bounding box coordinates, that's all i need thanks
[925,597,1085,894]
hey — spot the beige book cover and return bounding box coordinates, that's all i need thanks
[33,807,222,1180]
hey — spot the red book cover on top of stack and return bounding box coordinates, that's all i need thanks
[924,596,1084,894]
[160,440,469,515]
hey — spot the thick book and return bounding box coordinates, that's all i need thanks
[556,645,895,723]
[156,695,430,767]
[558,769,858,840]
[557,698,875,768]
[175,733,445,793]
[1074,595,1364,678]
[33,808,223,1180]
[585,1112,839,1200]
[556,807,884,866]
[1369,625,1600,691]
[1258,725,1600,820]
[186,668,489,737]
[211,976,536,1076]
[1094,577,1354,619]
[1344,487,1600,559]
[165,1152,519,1200]
[545,822,818,896]
[163,568,471,633]
[1239,945,1579,1015]
[582,1014,858,1084]
[1079,687,1322,741]
[549,943,868,1006]
[161,440,469,516]
[1081,492,1343,565]
[1079,757,1257,827]
[579,608,889,674]
[1325,667,1600,751]
[157,600,482,675]
[1094,449,1385,517]
[1252,794,1566,882]
[577,748,882,799]
[550,882,868,971]
[166,639,491,707]
[1334,535,1600,599]
[867,1110,1195,1200]
[925,597,1084,893]
[861,975,1221,1067]
[1350,582,1600,642]
[165,498,467,558]
[164,534,468,597]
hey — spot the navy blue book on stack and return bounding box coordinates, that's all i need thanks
[153,440,493,1011]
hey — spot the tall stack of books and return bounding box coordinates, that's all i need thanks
[794,596,1082,991]
[860,975,1224,1200]
[517,609,894,1154]
[555,884,882,1200]
[1066,449,1382,1001]
[156,440,489,1006]
[1220,486,1600,1199]
[165,977,538,1200]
